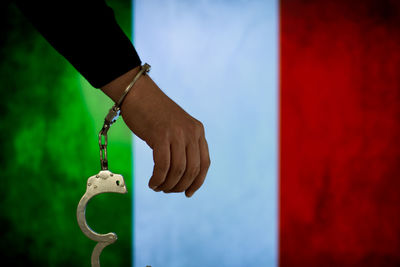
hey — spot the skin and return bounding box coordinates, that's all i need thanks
[101,66,210,197]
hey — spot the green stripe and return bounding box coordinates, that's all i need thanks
[0,1,133,266]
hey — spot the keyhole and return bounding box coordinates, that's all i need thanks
[116,180,120,186]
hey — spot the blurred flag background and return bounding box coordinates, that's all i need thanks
[0,0,399,266]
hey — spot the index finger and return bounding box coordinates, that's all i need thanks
[185,137,210,197]
[148,142,171,190]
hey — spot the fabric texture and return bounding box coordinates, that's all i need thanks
[15,0,141,88]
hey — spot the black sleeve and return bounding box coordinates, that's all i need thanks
[15,0,142,88]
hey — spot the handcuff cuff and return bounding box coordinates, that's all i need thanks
[77,63,151,267]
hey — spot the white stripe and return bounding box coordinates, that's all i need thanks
[133,0,278,266]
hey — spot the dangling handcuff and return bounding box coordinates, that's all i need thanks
[77,63,151,267]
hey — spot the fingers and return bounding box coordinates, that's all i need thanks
[155,142,186,192]
[167,142,200,193]
[148,142,170,189]
[148,121,210,197]
[185,137,210,198]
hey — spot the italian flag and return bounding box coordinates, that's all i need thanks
[1,0,399,266]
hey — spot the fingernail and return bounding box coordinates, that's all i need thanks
[186,192,194,198]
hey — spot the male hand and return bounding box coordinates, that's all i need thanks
[101,66,210,197]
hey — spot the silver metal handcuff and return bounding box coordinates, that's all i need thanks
[77,64,150,267]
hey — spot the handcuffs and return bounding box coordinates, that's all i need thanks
[77,64,150,267]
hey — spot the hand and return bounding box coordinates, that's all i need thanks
[101,66,210,197]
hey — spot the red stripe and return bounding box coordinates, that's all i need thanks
[279,0,400,265]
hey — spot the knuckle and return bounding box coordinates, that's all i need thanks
[171,164,185,177]
[193,121,204,135]
[197,121,205,134]
[155,162,169,173]
[188,165,201,177]
[187,133,198,144]
[202,158,211,169]
[186,120,203,138]
[198,121,205,130]
[153,130,170,143]
[173,127,185,140]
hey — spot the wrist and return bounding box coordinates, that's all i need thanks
[100,65,142,103]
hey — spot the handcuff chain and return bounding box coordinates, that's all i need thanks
[99,105,120,170]
[98,63,150,170]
